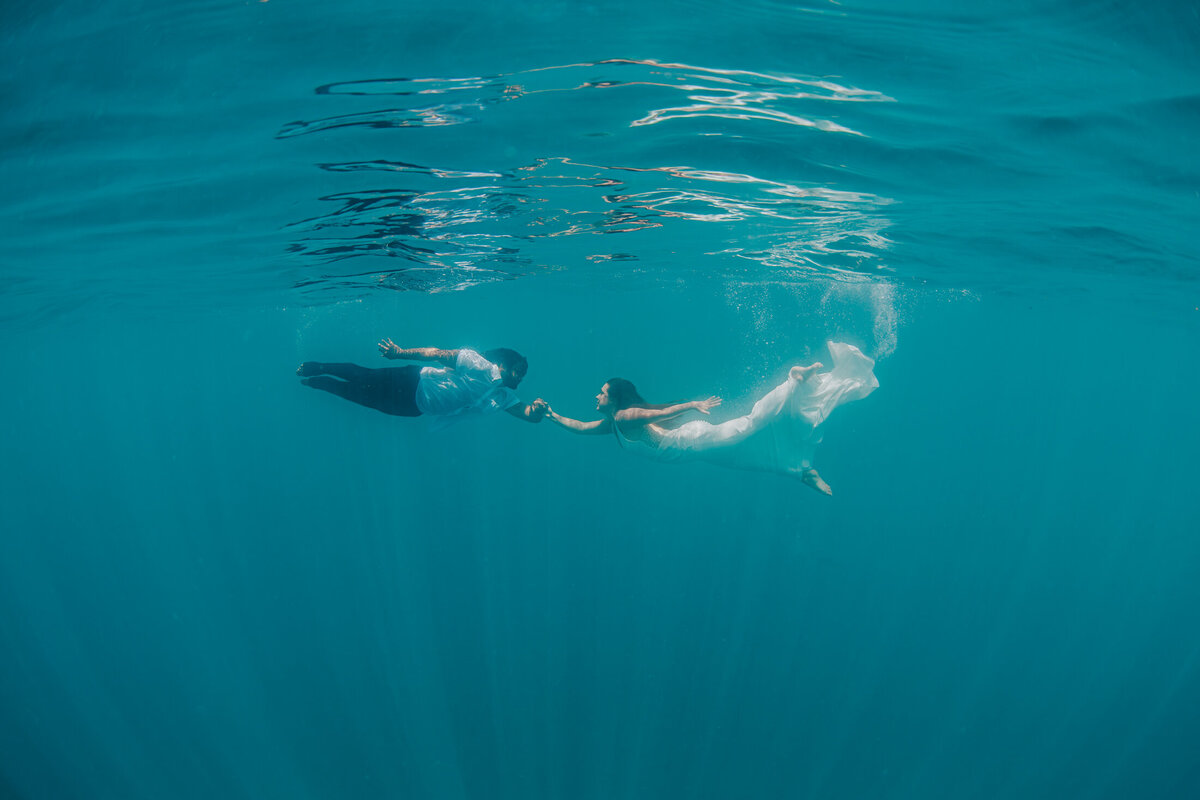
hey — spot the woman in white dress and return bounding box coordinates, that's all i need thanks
[536,342,878,495]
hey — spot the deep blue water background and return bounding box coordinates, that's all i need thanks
[3,1,1199,798]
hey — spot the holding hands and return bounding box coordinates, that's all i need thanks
[526,398,550,422]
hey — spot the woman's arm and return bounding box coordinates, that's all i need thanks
[378,339,458,367]
[537,400,612,435]
[616,396,722,425]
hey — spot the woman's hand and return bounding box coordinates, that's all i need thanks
[693,396,722,415]
[378,338,401,359]
[530,398,551,420]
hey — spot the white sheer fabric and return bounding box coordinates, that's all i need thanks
[622,342,878,477]
[416,348,520,426]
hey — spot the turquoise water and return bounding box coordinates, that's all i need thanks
[3,1,1199,797]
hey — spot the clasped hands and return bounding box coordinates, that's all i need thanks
[529,398,552,421]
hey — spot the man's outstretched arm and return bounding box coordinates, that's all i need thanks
[505,402,547,423]
[378,339,457,367]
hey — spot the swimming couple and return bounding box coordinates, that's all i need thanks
[296,337,879,495]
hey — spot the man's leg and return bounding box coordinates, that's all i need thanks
[297,362,374,381]
[298,363,421,416]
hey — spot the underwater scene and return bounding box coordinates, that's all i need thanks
[2,1,1199,797]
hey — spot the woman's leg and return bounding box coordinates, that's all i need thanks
[789,362,823,381]
[801,468,833,496]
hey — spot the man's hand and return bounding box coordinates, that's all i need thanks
[378,338,401,359]
[692,396,722,415]
[526,399,550,422]
[507,399,548,423]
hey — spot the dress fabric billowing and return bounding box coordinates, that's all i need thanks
[621,342,878,477]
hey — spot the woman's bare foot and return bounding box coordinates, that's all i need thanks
[789,362,823,382]
[801,468,833,496]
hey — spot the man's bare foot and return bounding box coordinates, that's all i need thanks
[789,362,823,382]
[297,362,324,377]
[801,468,833,496]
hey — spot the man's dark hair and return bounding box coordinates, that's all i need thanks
[484,348,528,388]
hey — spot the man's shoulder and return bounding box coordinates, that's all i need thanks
[455,347,486,366]
[457,349,504,379]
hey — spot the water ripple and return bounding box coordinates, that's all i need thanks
[284,155,893,295]
[277,104,482,139]
[281,60,895,296]
[279,59,890,140]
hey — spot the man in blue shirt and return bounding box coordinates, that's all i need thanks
[297,339,545,424]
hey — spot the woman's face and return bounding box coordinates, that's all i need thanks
[595,383,612,412]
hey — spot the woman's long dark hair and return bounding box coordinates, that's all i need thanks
[603,378,647,412]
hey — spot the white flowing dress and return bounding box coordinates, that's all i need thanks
[618,342,878,477]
